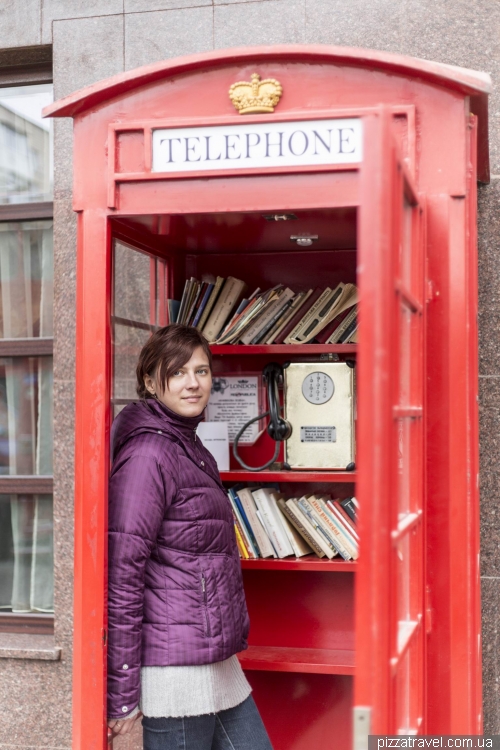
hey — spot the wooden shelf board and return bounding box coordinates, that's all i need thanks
[238,645,355,675]
[211,344,357,355]
[220,470,356,483]
[241,556,356,572]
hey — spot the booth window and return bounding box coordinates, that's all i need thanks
[0,84,54,634]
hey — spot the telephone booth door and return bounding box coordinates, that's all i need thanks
[355,111,426,738]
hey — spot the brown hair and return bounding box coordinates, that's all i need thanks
[136,324,212,400]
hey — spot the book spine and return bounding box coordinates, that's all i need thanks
[332,500,359,538]
[313,306,352,344]
[228,492,258,558]
[299,285,345,342]
[285,288,332,343]
[278,500,325,558]
[340,497,357,523]
[327,305,357,344]
[338,316,358,344]
[203,277,242,342]
[274,289,316,344]
[323,500,359,557]
[253,492,291,558]
[265,292,305,344]
[196,277,224,331]
[237,489,275,558]
[233,522,249,559]
[297,498,342,557]
[176,278,192,326]
[231,489,261,557]
[239,293,282,345]
[192,283,214,327]
[252,296,294,344]
[306,498,352,560]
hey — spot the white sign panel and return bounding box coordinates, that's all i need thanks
[152,118,362,173]
[206,376,262,445]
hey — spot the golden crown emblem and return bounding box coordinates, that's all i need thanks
[229,73,283,115]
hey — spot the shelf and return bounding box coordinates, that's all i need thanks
[220,470,356,483]
[241,556,356,572]
[238,645,355,675]
[210,344,357,355]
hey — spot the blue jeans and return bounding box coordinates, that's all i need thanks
[142,695,274,750]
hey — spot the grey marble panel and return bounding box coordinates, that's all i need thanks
[214,0,306,48]
[125,0,210,12]
[53,198,77,383]
[478,181,500,377]
[53,14,125,100]
[304,0,403,52]
[479,378,500,474]
[125,6,213,70]
[480,471,500,578]
[0,0,41,49]
[42,0,124,44]
[482,576,500,733]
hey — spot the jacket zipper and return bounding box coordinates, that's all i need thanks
[201,573,211,637]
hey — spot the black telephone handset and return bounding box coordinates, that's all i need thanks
[233,362,292,472]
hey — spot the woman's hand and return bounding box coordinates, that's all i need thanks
[108,710,142,737]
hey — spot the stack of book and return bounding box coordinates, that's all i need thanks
[227,485,358,561]
[171,276,358,345]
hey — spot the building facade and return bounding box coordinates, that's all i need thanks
[0,2,499,749]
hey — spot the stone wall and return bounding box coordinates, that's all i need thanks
[0,1,498,747]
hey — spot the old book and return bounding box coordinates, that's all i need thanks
[265,291,307,344]
[331,500,358,538]
[233,522,249,559]
[286,498,336,559]
[227,491,258,558]
[277,498,319,557]
[285,287,333,344]
[186,281,206,326]
[238,287,284,345]
[167,299,180,324]
[250,289,295,344]
[196,276,224,331]
[338,317,358,344]
[311,497,358,560]
[177,278,195,326]
[202,276,247,342]
[323,500,359,554]
[215,293,265,344]
[313,305,353,344]
[275,288,318,344]
[236,487,276,558]
[299,283,358,344]
[252,488,294,558]
[300,496,352,560]
[340,497,357,523]
[328,305,358,344]
[191,282,214,327]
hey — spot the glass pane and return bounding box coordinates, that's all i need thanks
[0,493,53,613]
[114,241,152,323]
[113,323,152,401]
[0,84,53,204]
[0,220,53,338]
[0,357,53,475]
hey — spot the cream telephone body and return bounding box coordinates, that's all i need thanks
[232,361,355,471]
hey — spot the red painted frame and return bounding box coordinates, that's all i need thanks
[44,45,488,750]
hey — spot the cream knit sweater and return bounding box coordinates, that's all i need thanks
[119,655,251,720]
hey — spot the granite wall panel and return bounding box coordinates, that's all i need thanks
[124,6,213,70]
[304,0,403,52]
[214,0,306,48]
[125,0,211,13]
[482,577,500,733]
[0,0,41,49]
[42,0,124,44]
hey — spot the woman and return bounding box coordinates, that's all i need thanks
[107,324,274,750]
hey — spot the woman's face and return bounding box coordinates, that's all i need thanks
[145,346,212,418]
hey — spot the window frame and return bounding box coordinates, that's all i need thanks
[0,55,54,634]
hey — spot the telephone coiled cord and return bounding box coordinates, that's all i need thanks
[232,411,281,472]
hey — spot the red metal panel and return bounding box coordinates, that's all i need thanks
[73,210,112,750]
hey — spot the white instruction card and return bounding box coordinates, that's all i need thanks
[196,421,229,471]
[206,376,261,445]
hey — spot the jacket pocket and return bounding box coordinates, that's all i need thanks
[200,573,211,637]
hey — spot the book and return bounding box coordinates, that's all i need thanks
[298,283,358,344]
[250,288,295,344]
[277,498,322,557]
[307,495,352,560]
[313,305,353,344]
[233,522,249,559]
[196,276,224,331]
[203,276,247,342]
[177,278,194,326]
[215,293,266,344]
[236,487,276,558]
[285,287,333,343]
[340,497,357,523]
[239,287,284,345]
[327,305,358,344]
[300,496,352,560]
[227,491,258,558]
[321,499,358,557]
[275,288,320,344]
[167,299,180,324]
[181,279,200,324]
[338,316,358,344]
[291,498,338,559]
[186,281,205,326]
[192,282,214,327]
[265,291,308,344]
[230,487,262,557]
[270,492,312,557]
[330,499,359,539]
[252,488,294,558]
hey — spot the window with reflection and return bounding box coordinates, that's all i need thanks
[0,83,53,620]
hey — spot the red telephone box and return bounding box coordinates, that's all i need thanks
[45,46,488,749]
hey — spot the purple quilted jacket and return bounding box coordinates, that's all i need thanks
[107,399,249,719]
